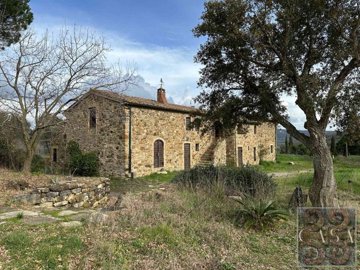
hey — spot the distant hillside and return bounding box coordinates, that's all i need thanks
[277,129,337,145]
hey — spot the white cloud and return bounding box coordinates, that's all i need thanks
[30,19,313,129]
[104,33,201,104]
[281,94,307,129]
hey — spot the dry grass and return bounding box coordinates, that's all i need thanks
[75,186,297,269]
[1,163,359,269]
[0,184,298,269]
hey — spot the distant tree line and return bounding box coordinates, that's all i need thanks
[280,135,310,155]
[280,134,360,156]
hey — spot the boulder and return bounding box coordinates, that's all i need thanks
[289,186,307,209]
[53,201,68,207]
[60,221,82,227]
[14,194,41,205]
[89,212,109,225]
[104,194,122,211]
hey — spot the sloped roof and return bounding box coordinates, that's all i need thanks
[68,89,199,114]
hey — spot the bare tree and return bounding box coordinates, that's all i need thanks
[0,27,135,173]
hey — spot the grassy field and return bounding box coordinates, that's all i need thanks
[258,154,313,172]
[0,188,297,269]
[0,155,359,269]
[258,154,360,196]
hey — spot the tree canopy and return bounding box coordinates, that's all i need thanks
[194,0,360,206]
[194,0,359,145]
[0,0,33,49]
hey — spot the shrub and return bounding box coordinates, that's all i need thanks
[31,154,45,173]
[67,140,82,157]
[172,165,276,199]
[0,138,26,170]
[67,141,99,176]
[235,198,288,231]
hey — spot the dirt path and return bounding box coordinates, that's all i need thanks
[269,169,313,178]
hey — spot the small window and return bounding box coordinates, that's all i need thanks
[237,125,247,134]
[185,117,191,131]
[254,147,257,161]
[52,148,58,162]
[195,143,200,151]
[270,145,274,154]
[89,107,97,129]
[254,125,257,134]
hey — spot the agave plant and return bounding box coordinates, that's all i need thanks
[235,198,288,231]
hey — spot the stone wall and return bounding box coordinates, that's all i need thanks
[63,92,276,177]
[125,106,224,176]
[235,122,276,166]
[15,178,110,208]
[64,94,126,176]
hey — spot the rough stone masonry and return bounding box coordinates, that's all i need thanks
[14,178,110,208]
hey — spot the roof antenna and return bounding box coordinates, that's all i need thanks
[160,78,164,88]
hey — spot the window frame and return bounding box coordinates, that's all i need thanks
[52,147,58,163]
[195,143,200,151]
[185,116,191,131]
[89,107,97,129]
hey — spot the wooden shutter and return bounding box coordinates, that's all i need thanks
[185,117,191,130]
[237,147,243,167]
[184,143,191,170]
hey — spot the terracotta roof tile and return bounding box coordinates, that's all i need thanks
[89,89,199,113]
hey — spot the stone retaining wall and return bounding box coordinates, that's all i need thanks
[14,178,110,208]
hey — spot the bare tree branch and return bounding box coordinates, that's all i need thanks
[0,26,136,172]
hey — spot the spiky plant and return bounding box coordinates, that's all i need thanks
[235,198,288,231]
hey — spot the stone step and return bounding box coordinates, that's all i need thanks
[197,161,214,166]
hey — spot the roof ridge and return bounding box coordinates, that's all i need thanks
[89,89,199,113]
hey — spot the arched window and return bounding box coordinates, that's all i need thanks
[154,140,164,168]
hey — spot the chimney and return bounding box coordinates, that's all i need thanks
[157,78,167,104]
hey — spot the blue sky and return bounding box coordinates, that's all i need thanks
[31,0,204,48]
[29,0,307,128]
[30,0,206,105]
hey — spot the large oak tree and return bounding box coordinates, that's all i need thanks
[194,0,360,206]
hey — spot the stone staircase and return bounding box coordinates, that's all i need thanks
[197,141,218,167]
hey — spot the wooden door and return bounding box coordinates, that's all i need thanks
[237,147,243,167]
[154,140,164,168]
[184,143,191,170]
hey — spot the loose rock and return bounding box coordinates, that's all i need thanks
[60,221,82,227]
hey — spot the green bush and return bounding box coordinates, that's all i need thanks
[0,138,25,170]
[67,141,99,176]
[0,138,11,167]
[235,198,288,231]
[31,154,45,173]
[172,165,276,199]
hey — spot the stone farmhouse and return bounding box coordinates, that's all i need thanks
[57,87,276,177]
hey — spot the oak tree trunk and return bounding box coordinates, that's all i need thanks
[309,133,338,207]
